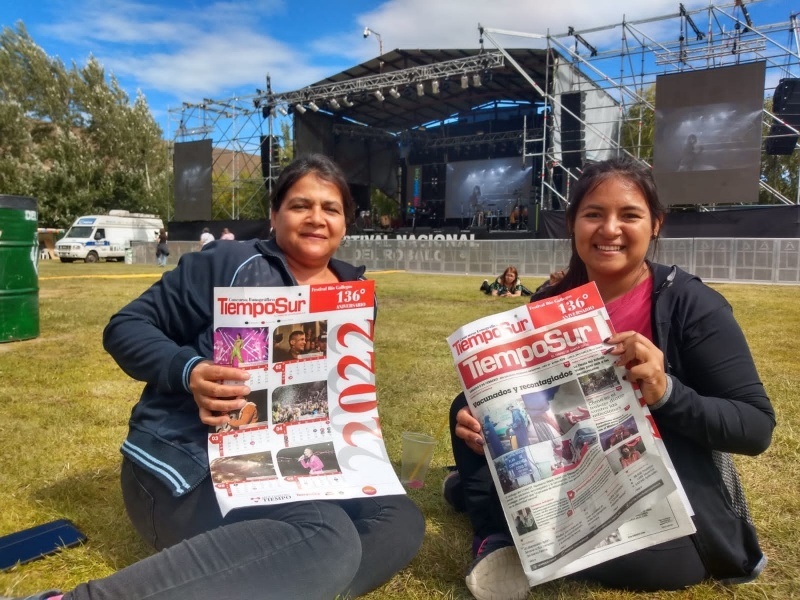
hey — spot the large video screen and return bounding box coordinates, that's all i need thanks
[653,61,765,205]
[173,139,213,221]
[445,158,534,220]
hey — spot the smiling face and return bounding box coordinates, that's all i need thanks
[502,268,517,286]
[571,176,661,295]
[271,173,346,270]
[288,332,306,354]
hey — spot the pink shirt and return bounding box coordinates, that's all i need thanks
[605,275,654,341]
[300,454,324,473]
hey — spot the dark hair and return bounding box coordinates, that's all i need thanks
[542,157,665,298]
[270,154,355,224]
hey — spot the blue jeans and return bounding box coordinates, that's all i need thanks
[64,459,424,600]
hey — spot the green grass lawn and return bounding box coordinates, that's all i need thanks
[1,261,798,599]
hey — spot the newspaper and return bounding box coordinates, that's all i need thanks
[208,280,405,516]
[448,282,695,585]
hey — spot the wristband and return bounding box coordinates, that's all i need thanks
[650,374,673,410]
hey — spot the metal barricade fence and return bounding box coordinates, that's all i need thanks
[335,238,800,284]
[126,238,800,284]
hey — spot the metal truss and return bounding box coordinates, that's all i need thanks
[332,123,397,141]
[482,0,800,208]
[410,128,543,150]
[170,1,800,219]
[170,96,268,220]
[258,52,506,110]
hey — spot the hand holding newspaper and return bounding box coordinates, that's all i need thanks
[448,282,695,586]
[207,281,405,516]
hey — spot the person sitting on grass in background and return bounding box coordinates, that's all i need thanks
[446,156,775,600]
[8,154,425,600]
[480,266,528,297]
[533,268,567,295]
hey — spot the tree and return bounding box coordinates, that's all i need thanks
[0,22,168,227]
[619,85,656,163]
[759,97,800,204]
[278,119,294,166]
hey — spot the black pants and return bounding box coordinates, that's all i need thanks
[449,392,708,591]
[63,459,424,600]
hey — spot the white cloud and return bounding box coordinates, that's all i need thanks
[311,0,717,73]
[350,0,712,51]
[28,0,777,117]
[106,29,322,98]
[38,0,333,101]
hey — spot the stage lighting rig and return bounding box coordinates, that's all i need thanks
[295,104,307,114]
[389,87,401,98]
[307,100,319,112]
[329,98,341,110]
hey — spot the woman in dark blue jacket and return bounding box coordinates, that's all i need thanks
[16,155,423,600]
[449,157,774,600]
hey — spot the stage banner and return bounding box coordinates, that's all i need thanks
[174,139,213,221]
[653,61,765,206]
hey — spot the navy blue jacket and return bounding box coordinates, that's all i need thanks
[647,262,774,583]
[103,238,366,497]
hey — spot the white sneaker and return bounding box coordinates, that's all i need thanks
[465,534,529,600]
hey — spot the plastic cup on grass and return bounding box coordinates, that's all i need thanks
[400,431,436,488]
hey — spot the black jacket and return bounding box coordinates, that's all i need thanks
[533,262,774,581]
[103,238,366,497]
[647,262,774,583]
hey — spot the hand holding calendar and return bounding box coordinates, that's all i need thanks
[208,281,406,516]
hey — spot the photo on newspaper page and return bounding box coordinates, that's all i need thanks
[448,282,695,586]
[208,281,405,516]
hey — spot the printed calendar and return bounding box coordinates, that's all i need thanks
[209,281,405,516]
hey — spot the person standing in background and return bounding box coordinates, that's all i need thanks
[156,228,169,267]
[221,228,235,241]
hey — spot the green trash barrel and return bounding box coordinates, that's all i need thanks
[0,195,39,342]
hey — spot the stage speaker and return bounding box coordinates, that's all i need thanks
[766,78,800,155]
[260,135,280,177]
[560,92,584,168]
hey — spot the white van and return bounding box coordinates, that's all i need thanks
[55,210,164,263]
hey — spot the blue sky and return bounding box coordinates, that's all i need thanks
[1,0,795,135]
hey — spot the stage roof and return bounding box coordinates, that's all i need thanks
[305,48,552,131]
